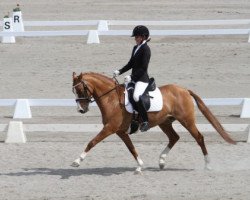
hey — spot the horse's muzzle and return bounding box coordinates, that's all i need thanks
[78,108,88,114]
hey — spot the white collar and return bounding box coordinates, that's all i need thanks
[134,40,146,55]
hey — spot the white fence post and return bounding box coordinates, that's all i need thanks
[98,20,108,31]
[247,125,250,143]
[87,30,100,44]
[13,99,32,119]
[240,98,250,118]
[5,121,27,143]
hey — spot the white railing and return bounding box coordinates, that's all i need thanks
[0,123,249,133]
[0,20,99,27]
[1,19,250,27]
[1,29,249,37]
[0,98,249,119]
[1,19,250,43]
[1,122,250,143]
[108,19,250,26]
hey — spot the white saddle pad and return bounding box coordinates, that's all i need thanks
[124,88,163,113]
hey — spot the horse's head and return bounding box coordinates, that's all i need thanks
[72,72,94,114]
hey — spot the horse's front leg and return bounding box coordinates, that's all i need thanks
[116,131,144,175]
[71,125,114,167]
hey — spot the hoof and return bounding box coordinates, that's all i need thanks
[134,169,143,175]
[205,164,213,171]
[159,163,165,170]
[71,161,80,167]
[159,158,165,170]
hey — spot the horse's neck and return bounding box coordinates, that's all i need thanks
[88,75,120,121]
[88,74,115,99]
[88,75,125,118]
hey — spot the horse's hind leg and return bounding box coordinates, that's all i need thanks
[158,119,180,169]
[179,119,211,170]
[116,131,143,175]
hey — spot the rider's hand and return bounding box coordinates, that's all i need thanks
[113,70,120,77]
[124,75,131,83]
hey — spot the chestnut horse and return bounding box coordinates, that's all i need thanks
[71,72,236,174]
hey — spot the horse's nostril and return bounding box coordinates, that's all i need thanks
[79,110,84,114]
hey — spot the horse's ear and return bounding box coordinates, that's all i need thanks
[79,72,83,79]
[72,72,77,79]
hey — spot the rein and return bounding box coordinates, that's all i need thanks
[95,87,117,102]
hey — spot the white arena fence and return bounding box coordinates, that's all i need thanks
[1,19,250,43]
[1,121,250,143]
[1,97,250,143]
[0,98,249,119]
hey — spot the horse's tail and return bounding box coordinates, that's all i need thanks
[188,90,236,144]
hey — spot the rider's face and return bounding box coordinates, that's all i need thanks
[135,36,143,45]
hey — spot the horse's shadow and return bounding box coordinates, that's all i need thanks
[0,167,193,179]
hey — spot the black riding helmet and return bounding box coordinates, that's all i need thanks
[131,25,150,39]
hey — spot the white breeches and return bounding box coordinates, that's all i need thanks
[133,81,148,102]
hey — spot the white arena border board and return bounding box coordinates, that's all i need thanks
[0,98,250,119]
[0,123,250,143]
[1,19,250,43]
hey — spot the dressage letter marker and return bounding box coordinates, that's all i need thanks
[12,4,25,32]
[1,15,15,43]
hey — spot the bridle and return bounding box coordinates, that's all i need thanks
[72,80,94,103]
[72,78,119,104]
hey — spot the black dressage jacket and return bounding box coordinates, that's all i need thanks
[119,42,151,83]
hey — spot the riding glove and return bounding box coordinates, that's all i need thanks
[113,70,120,77]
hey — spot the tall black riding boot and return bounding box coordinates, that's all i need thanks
[137,99,150,132]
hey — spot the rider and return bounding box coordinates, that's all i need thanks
[113,25,151,132]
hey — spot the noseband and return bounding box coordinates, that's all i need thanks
[72,79,118,103]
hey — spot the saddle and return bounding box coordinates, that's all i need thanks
[127,77,156,112]
[125,78,163,134]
